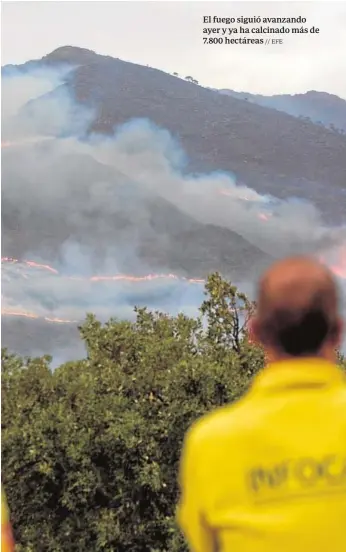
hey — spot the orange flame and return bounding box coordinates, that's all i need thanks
[218,188,250,201]
[1,137,53,149]
[1,257,205,285]
[258,213,270,222]
[330,248,346,279]
[318,245,346,281]
[1,308,77,324]
[1,257,205,324]
[2,246,346,326]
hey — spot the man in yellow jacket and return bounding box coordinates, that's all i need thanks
[177,256,346,552]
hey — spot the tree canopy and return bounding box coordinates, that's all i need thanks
[2,273,345,551]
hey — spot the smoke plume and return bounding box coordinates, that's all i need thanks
[2,65,345,361]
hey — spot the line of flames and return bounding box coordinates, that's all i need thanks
[1,257,206,284]
[2,246,346,325]
[1,256,206,324]
[2,139,346,325]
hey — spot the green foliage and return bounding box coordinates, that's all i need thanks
[337,350,346,371]
[1,273,342,550]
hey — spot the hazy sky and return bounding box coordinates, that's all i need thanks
[1,1,346,97]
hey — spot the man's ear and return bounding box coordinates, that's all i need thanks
[248,316,260,345]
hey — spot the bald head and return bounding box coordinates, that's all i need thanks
[254,256,341,358]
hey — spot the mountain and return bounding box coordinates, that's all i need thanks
[2,46,346,358]
[7,45,346,222]
[218,89,346,135]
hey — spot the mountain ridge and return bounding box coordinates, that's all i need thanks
[2,45,346,358]
[218,88,346,135]
[30,47,346,211]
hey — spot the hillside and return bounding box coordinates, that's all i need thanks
[2,146,271,279]
[2,46,346,358]
[8,45,346,223]
[218,89,346,134]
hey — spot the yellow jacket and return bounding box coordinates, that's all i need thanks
[1,488,15,552]
[177,358,346,552]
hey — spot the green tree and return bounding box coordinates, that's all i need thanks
[337,350,346,371]
[4,272,342,550]
[2,274,262,550]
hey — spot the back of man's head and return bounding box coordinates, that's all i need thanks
[252,256,343,361]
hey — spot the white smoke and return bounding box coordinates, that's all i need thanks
[2,64,345,359]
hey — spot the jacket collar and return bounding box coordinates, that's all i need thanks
[250,358,345,394]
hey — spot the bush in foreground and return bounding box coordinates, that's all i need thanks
[2,273,344,551]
